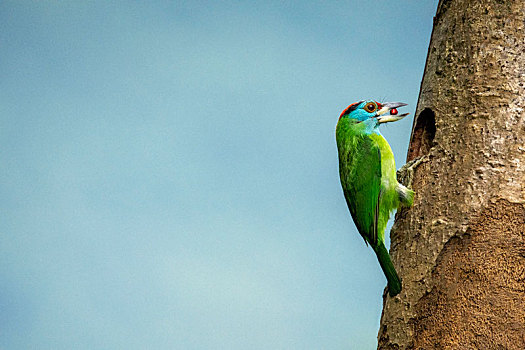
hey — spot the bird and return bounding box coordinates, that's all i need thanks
[335,100,414,297]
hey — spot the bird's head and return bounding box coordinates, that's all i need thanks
[339,100,409,124]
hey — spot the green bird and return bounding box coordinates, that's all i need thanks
[336,100,414,297]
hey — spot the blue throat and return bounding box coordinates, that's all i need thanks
[362,118,381,135]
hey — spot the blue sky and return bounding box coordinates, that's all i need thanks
[1,1,437,349]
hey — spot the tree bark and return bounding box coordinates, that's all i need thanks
[378,0,525,349]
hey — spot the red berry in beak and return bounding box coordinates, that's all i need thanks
[390,108,398,115]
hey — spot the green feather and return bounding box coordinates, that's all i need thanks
[374,243,401,297]
[336,117,411,296]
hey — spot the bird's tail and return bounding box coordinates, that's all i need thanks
[374,243,402,297]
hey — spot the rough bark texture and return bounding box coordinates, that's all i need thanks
[378,0,525,349]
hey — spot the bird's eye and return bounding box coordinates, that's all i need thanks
[364,103,376,113]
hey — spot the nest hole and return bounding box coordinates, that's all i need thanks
[408,108,436,161]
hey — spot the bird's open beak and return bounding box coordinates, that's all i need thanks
[376,102,409,123]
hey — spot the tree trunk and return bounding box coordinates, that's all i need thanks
[378,0,525,349]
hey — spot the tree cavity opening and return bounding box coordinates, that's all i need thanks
[408,108,436,161]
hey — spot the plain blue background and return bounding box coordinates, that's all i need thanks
[1,1,437,349]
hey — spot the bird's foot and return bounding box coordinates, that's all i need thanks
[397,155,429,189]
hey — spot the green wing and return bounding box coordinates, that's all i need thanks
[340,136,382,246]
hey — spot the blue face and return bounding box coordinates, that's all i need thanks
[347,100,381,122]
